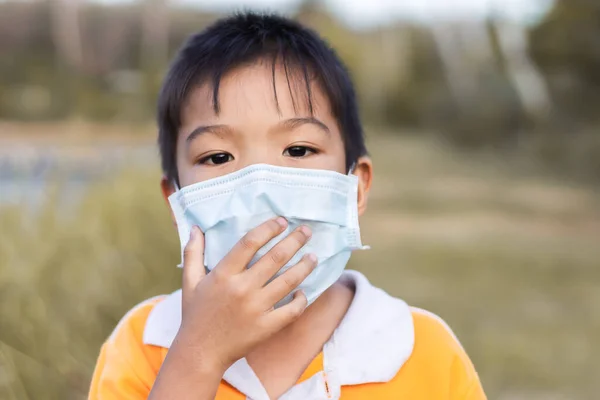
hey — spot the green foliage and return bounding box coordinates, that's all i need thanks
[0,169,180,399]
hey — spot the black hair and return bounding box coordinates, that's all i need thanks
[157,11,367,184]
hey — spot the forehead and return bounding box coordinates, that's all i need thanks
[180,60,335,126]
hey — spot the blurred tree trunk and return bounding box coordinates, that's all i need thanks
[496,21,550,119]
[529,0,600,125]
[358,27,412,124]
[49,0,84,72]
[430,23,475,108]
[91,11,135,76]
[140,0,170,71]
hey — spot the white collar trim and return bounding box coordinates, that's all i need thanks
[143,270,414,399]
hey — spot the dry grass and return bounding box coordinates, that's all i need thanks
[1,133,599,399]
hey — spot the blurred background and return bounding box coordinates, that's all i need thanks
[1,0,599,398]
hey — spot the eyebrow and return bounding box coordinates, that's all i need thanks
[185,124,230,146]
[185,117,330,148]
[279,117,330,135]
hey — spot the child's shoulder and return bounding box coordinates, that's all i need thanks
[89,295,168,395]
[409,306,466,355]
[104,294,169,355]
[89,295,171,397]
[401,306,482,396]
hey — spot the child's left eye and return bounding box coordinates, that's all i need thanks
[283,146,317,158]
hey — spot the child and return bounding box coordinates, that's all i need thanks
[89,12,486,400]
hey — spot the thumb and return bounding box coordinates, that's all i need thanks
[182,225,205,308]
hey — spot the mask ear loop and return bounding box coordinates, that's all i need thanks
[346,161,370,250]
[170,179,187,269]
[172,179,211,273]
[347,162,356,175]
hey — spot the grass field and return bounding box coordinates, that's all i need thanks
[0,130,599,399]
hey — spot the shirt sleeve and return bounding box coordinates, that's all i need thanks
[448,347,487,400]
[411,307,487,400]
[463,378,487,400]
[88,297,166,400]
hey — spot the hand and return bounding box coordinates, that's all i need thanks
[175,217,317,373]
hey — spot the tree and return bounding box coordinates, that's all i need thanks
[49,0,84,72]
[529,0,600,124]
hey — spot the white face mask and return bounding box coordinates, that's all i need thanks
[168,163,369,306]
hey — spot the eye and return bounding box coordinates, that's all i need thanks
[198,152,233,165]
[283,146,317,158]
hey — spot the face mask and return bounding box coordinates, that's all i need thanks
[168,163,369,307]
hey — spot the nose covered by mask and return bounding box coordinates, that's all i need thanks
[168,164,369,307]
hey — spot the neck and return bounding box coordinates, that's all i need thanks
[295,280,355,332]
[253,279,355,354]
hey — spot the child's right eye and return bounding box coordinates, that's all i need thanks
[198,153,233,165]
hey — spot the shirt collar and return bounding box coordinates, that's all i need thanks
[143,270,414,399]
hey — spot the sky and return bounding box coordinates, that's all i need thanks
[87,0,554,28]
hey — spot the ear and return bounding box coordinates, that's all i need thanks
[160,176,177,226]
[354,156,373,217]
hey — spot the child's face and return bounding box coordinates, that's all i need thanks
[161,61,372,215]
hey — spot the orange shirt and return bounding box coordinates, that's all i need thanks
[89,271,486,399]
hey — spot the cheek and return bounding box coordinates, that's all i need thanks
[175,143,205,186]
[175,142,192,183]
[178,164,221,187]
[329,135,348,173]
[313,143,346,174]
[176,161,197,187]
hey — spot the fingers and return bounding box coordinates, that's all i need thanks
[247,225,312,286]
[263,290,308,331]
[217,217,288,275]
[182,226,205,311]
[260,253,317,306]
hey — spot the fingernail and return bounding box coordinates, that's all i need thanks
[275,217,287,228]
[190,226,198,240]
[300,225,312,238]
[306,253,317,263]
